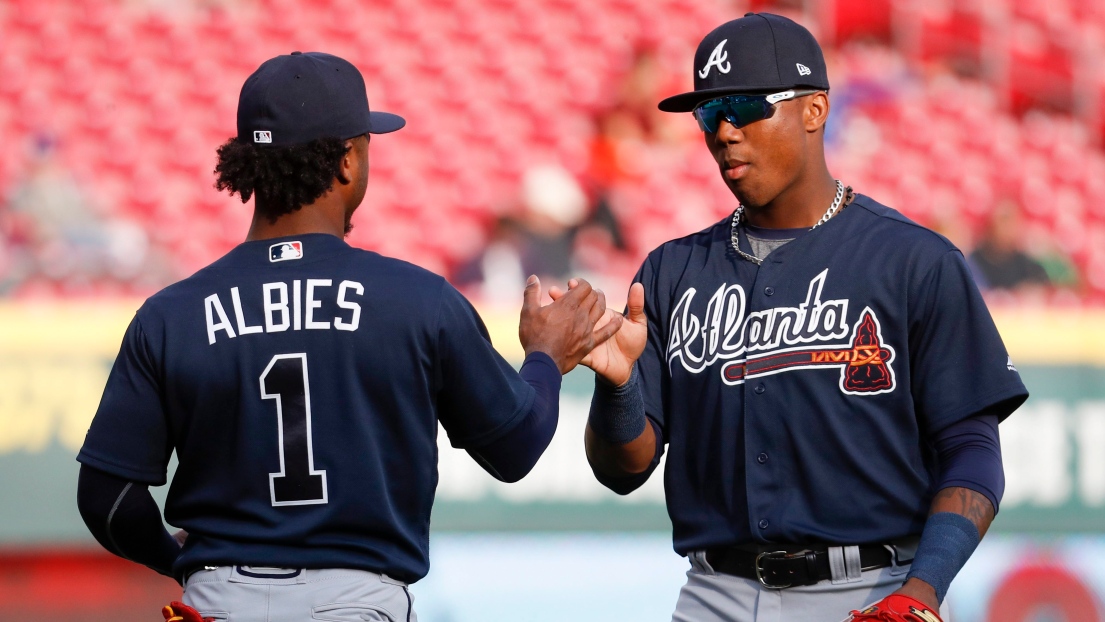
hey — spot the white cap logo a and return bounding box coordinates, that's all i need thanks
[699,40,732,79]
[796,63,812,76]
[254,130,273,144]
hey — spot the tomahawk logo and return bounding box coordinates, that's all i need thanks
[699,40,732,78]
[666,270,897,395]
[719,307,897,395]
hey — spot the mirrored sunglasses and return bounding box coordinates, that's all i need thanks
[693,90,821,133]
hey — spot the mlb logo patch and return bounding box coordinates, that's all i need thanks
[254,130,273,144]
[269,241,303,262]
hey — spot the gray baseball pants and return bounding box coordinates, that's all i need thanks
[182,566,416,622]
[672,548,951,622]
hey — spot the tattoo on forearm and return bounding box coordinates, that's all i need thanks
[932,487,994,536]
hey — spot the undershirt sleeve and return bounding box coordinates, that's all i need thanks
[76,464,181,580]
[932,413,1004,513]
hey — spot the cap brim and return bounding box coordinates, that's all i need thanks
[658,84,828,112]
[658,87,768,112]
[368,111,405,134]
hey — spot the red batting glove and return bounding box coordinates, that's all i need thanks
[845,594,943,622]
[162,601,215,622]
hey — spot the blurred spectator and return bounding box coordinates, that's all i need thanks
[582,47,691,266]
[931,213,975,255]
[1,135,155,295]
[969,202,1051,291]
[610,47,684,147]
[587,48,685,199]
[1036,246,1080,290]
[455,164,593,303]
[0,1,1103,302]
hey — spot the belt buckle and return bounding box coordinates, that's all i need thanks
[754,550,793,589]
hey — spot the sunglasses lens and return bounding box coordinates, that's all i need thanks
[694,100,727,133]
[694,97,771,132]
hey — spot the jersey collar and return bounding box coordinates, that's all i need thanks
[213,233,355,269]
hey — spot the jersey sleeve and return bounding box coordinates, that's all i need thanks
[632,254,670,440]
[909,250,1029,435]
[77,314,173,485]
[434,283,536,449]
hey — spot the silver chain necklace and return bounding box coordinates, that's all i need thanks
[730,179,847,265]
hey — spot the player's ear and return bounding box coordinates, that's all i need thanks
[804,91,829,133]
[336,138,357,185]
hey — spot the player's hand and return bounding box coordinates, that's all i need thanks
[891,578,940,613]
[841,593,943,622]
[519,276,622,374]
[549,281,646,386]
[162,601,216,622]
[172,529,188,548]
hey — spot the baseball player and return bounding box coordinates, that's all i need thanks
[75,52,619,622]
[568,14,1029,622]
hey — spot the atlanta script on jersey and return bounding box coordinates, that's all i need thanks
[629,195,1027,555]
[666,269,897,395]
[78,234,536,583]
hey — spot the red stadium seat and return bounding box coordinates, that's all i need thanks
[828,0,893,45]
[1,0,1104,299]
[909,5,984,75]
[1005,23,1076,114]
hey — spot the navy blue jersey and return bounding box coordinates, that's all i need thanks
[633,195,1028,554]
[77,234,535,583]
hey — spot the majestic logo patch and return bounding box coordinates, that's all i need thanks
[666,269,896,396]
[796,62,812,76]
[1007,355,1017,372]
[699,40,732,78]
[269,241,303,262]
[254,130,273,143]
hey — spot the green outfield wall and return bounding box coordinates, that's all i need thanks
[2,302,1104,541]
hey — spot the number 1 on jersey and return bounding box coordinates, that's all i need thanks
[260,353,328,506]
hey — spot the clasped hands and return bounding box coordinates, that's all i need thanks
[518,276,647,381]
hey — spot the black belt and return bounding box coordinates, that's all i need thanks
[705,544,894,589]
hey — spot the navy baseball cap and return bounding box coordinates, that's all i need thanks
[658,13,830,113]
[237,51,405,147]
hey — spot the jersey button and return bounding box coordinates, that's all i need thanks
[757,452,768,464]
[758,519,770,529]
[754,383,766,394]
[764,286,775,296]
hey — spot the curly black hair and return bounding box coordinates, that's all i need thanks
[214,137,351,222]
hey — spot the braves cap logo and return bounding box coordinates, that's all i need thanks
[254,130,273,144]
[699,40,732,78]
[269,241,303,262]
